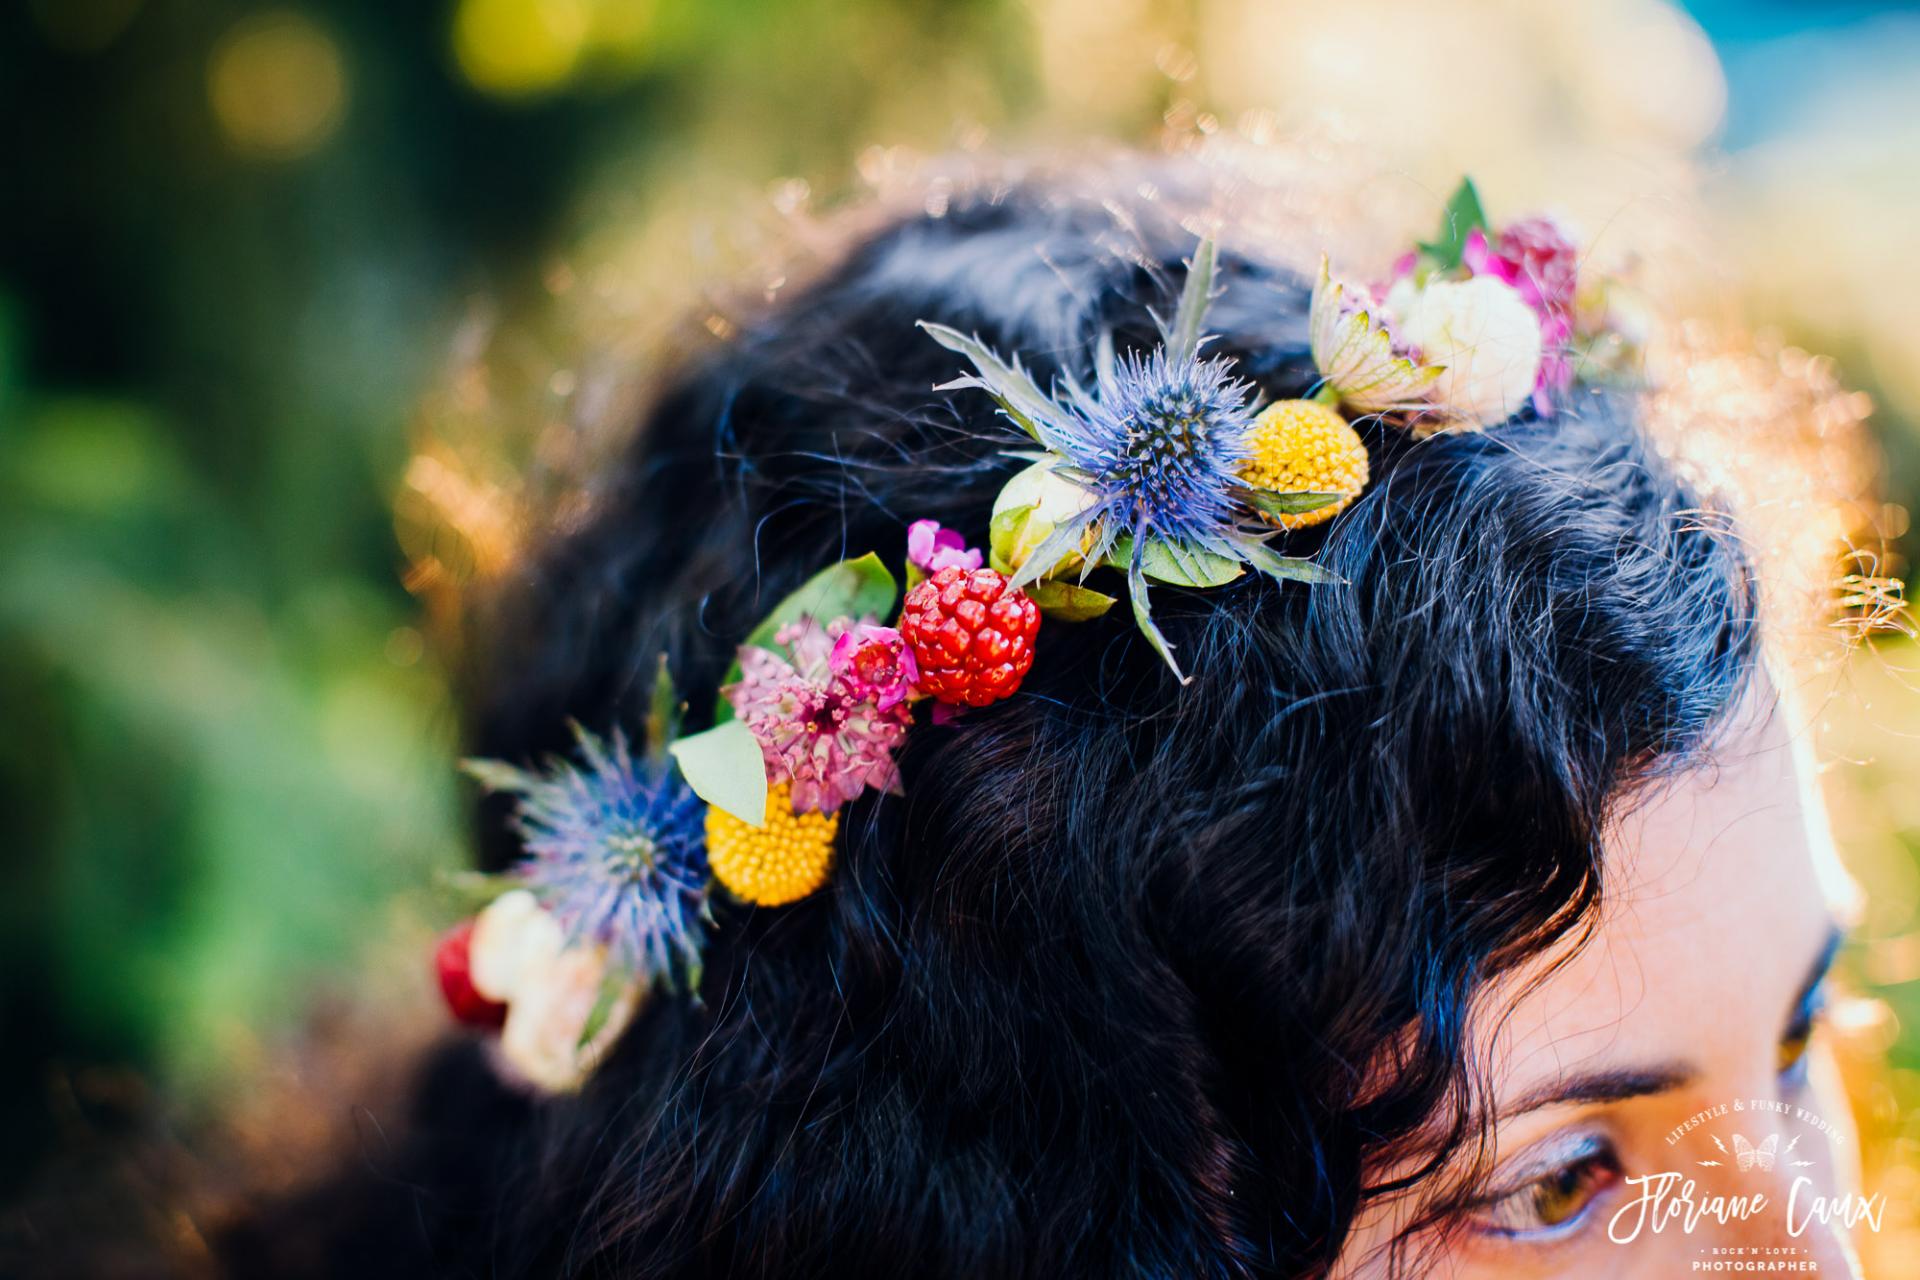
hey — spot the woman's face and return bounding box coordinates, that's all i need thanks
[1336,695,1869,1277]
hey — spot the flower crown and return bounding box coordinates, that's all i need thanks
[432,179,1645,1091]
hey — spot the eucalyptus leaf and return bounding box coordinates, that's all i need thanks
[668,719,768,827]
[1025,578,1119,622]
[715,552,903,718]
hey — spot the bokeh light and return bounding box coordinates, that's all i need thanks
[206,11,347,159]
[452,0,592,97]
[451,0,659,98]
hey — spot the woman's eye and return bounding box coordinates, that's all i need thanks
[1778,983,1827,1084]
[1473,1140,1622,1240]
[1778,1021,1813,1079]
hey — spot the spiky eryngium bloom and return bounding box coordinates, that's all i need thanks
[920,238,1335,681]
[463,725,708,992]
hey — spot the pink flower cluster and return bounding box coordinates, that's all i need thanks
[726,521,984,813]
[728,618,914,813]
[728,521,982,811]
[1462,219,1581,414]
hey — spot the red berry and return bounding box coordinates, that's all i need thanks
[900,566,1040,706]
[434,919,507,1029]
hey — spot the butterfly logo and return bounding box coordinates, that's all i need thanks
[1699,1129,1810,1170]
[1733,1133,1779,1173]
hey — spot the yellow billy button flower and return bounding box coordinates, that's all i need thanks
[1238,399,1370,530]
[705,782,839,906]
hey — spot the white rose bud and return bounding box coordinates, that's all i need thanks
[990,460,1097,575]
[1399,276,1542,428]
[468,888,645,1093]
[498,944,643,1094]
[467,889,563,1003]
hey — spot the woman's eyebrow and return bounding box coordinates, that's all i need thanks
[1496,925,1846,1121]
[1499,1062,1699,1119]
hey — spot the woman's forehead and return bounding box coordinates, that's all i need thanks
[1482,694,1839,1108]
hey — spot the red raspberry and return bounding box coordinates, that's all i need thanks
[900,566,1040,706]
[434,919,507,1029]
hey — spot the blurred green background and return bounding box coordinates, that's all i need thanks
[3,0,1919,1268]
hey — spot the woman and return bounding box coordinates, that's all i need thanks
[232,170,1875,1277]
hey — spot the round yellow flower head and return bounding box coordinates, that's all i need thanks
[1238,399,1370,530]
[705,782,839,906]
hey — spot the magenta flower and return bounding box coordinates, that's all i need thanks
[726,617,911,813]
[1498,217,1580,313]
[906,519,982,574]
[1462,220,1582,413]
[1462,229,1530,301]
[830,623,919,712]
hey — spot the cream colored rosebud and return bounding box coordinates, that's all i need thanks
[497,943,643,1094]
[467,888,563,1003]
[990,460,1097,575]
[1398,276,1542,428]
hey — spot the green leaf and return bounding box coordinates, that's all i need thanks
[742,553,898,653]
[1234,487,1345,519]
[668,719,768,827]
[917,322,1061,446]
[716,553,901,720]
[460,757,535,794]
[1165,236,1218,366]
[988,500,1036,577]
[575,971,636,1050]
[1007,515,1097,592]
[1126,553,1188,684]
[1108,535,1244,588]
[1234,536,1341,585]
[434,869,524,911]
[1025,578,1118,622]
[1417,177,1490,272]
[645,654,680,759]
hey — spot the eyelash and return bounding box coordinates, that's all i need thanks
[1472,1137,1622,1240]
[1778,980,1829,1087]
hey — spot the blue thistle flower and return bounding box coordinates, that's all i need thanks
[464,724,709,992]
[1052,343,1255,552]
[920,238,1336,682]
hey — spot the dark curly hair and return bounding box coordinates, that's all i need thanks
[226,175,1757,1278]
